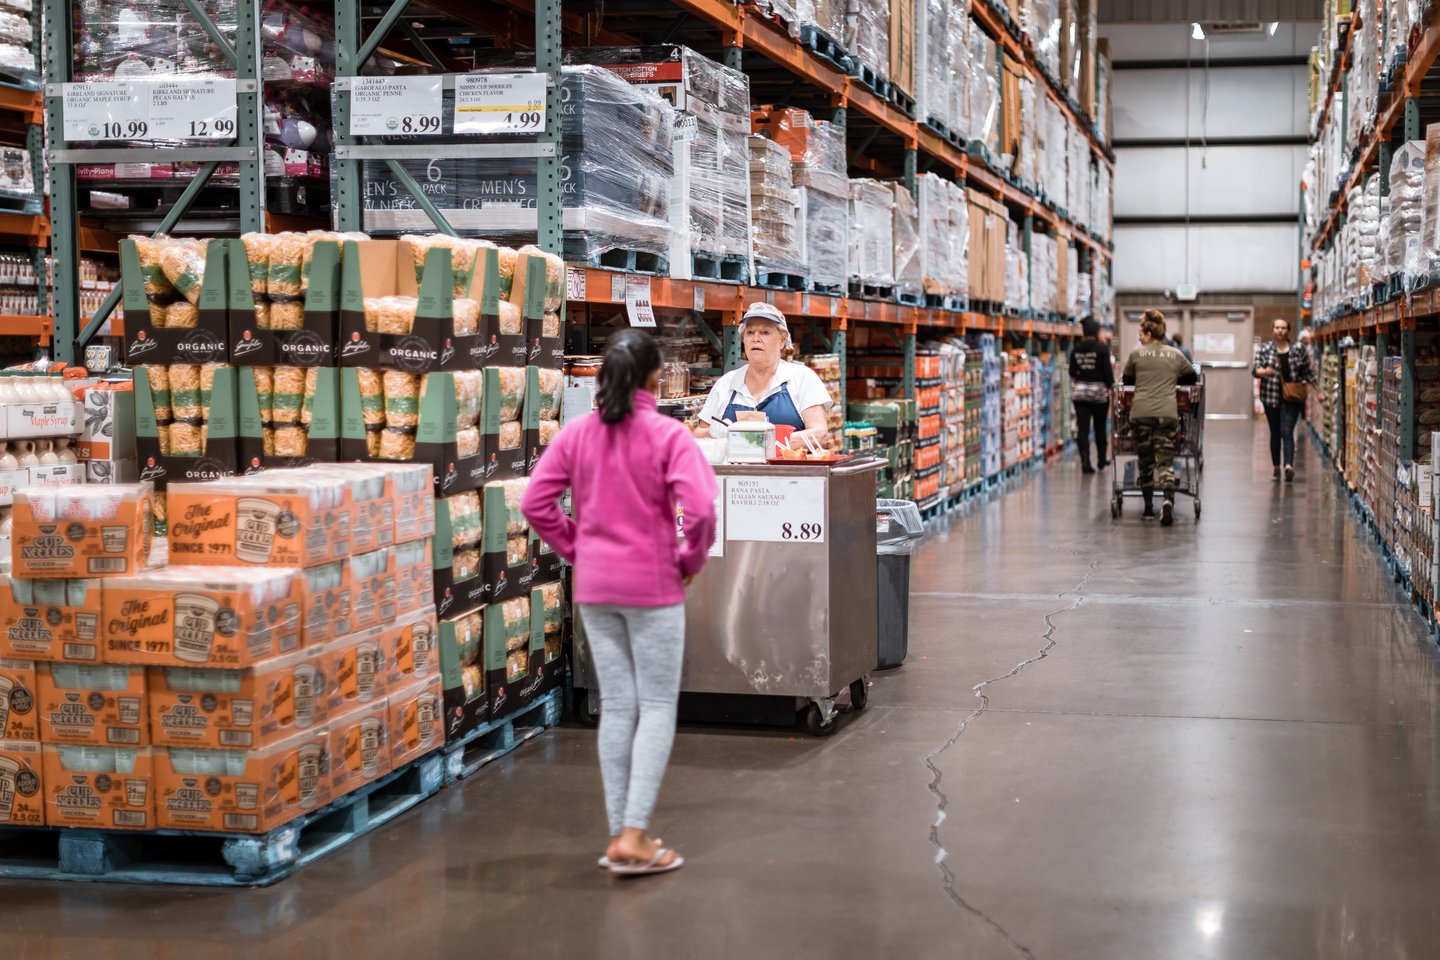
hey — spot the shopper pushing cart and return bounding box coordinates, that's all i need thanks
[1114,310,1200,526]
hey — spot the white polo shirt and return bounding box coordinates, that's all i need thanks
[699,361,833,433]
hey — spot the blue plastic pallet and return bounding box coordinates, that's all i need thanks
[0,751,445,887]
[443,687,563,784]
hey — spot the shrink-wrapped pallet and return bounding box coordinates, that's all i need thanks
[892,183,923,300]
[749,135,805,278]
[849,179,895,287]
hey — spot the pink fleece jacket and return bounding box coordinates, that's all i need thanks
[521,391,719,607]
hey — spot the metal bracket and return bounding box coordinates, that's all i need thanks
[335,143,556,160]
[384,159,458,236]
[357,0,413,68]
[50,147,254,164]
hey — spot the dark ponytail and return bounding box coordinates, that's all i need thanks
[596,329,662,425]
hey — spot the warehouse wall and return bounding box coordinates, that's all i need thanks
[1101,21,1319,296]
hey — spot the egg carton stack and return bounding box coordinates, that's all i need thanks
[362,66,675,270]
[0,469,444,836]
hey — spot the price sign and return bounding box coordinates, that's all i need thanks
[63,81,150,141]
[349,76,443,136]
[625,276,656,328]
[453,72,546,134]
[148,78,237,139]
[726,476,826,544]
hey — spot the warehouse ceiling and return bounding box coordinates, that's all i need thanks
[1099,0,1322,21]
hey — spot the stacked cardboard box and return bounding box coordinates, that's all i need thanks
[754,107,848,292]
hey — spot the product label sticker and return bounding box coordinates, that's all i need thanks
[624,276,656,328]
[726,476,825,544]
[452,73,546,135]
[147,78,238,139]
[349,76,443,136]
[566,266,586,302]
[62,82,150,141]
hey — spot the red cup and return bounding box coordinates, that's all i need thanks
[773,425,795,449]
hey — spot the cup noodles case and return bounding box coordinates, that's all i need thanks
[147,644,331,750]
[328,699,391,796]
[42,744,155,830]
[381,609,438,690]
[154,723,331,833]
[166,473,351,568]
[0,578,104,664]
[0,659,37,741]
[102,566,303,668]
[389,673,443,768]
[11,484,154,579]
[323,626,389,713]
[0,740,43,825]
[36,663,149,747]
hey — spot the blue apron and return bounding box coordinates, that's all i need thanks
[722,381,806,430]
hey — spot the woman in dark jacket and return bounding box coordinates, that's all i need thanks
[1069,317,1115,474]
[1252,317,1316,482]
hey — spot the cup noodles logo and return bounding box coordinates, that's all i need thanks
[56,783,102,810]
[168,780,212,815]
[171,501,234,541]
[50,700,96,727]
[20,529,74,564]
[160,702,209,731]
[8,614,51,643]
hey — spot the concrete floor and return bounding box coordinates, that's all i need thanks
[7,420,1440,960]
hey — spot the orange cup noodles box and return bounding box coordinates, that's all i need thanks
[166,472,351,569]
[0,577,104,664]
[381,609,438,690]
[42,744,155,830]
[392,537,435,618]
[346,548,398,633]
[301,560,350,647]
[36,663,149,747]
[389,673,443,769]
[370,463,435,545]
[0,739,44,825]
[154,723,332,833]
[12,484,155,579]
[323,626,390,713]
[0,658,37,741]
[102,566,304,668]
[307,464,391,555]
[328,699,391,797]
[147,644,331,750]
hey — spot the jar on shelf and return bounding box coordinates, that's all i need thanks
[659,359,690,400]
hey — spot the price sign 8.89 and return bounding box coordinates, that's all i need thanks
[726,477,826,544]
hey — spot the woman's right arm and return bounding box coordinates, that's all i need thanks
[520,427,579,562]
[1253,343,1273,377]
[666,429,719,579]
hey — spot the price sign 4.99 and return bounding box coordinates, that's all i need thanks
[726,477,827,544]
[452,72,547,135]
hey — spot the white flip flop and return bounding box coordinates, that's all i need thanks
[598,838,661,869]
[606,848,684,876]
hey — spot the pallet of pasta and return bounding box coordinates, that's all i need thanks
[484,597,543,722]
[523,367,564,475]
[236,366,341,469]
[133,363,240,489]
[337,238,562,373]
[119,238,231,366]
[437,606,488,739]
[481,367,529,484]
[231,234,349,367]
[480,478,550,603]
[431,491,488,618]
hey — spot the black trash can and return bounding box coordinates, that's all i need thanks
[876,499,924,669]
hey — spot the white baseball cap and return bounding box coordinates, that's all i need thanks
[741,302,792,347]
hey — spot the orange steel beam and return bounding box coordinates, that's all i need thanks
[0,314,52,344]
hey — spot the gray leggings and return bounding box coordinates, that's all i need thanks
[581,603,685,835]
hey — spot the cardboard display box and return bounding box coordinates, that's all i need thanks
[42,743,154,830]
[236,365,342,470]
[0,739,43,824]
[0,577,104,664]
[119,239,230,366]
[11,484,154,580]
[532,582,567,694]
[134,363,240,490]
[0,657,36,741]
[438,606,487,741]
[165,475,351,569]
[484,598,538,722]
[229,238,342,368]
[432,492,487,620]
[523,366,563,477]
[481,480,543,604]
[36,663,149,747]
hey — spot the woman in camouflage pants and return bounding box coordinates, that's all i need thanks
[1122,310,1199,526]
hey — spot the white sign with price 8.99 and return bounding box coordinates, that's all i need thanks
[452,72,546,134]
[725,476,826,544]
[349,76,443,136]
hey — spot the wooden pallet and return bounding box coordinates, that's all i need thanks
[443,687,563,784]
[0,752,445,887]
[797,23,853,73]
[691,251,750,283]
[754,269,809,292]
[577,247,669,277]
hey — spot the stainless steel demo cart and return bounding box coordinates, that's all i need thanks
[573,457,884,735]
[1110,382,1205,520]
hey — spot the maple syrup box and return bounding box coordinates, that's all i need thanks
[153,722,332,833]
[0,739,43,825]
[484,598,537,722]
[339,369,490,497]
[134,363,240,489]
[147,643,332,750]
[338,239,542,373]
[36,663,149,747]
[165,473,351,568]
[329,698,391,797]
[235,366,341,470]
[228,238,342,368]
[0,658,36,741]
[0,577,104,663]
[438,606,487,740]
[389,672,444,768]
[101,566,304,668]
[42,744,155,831]
[118,238,231,366]
[11,484,155,580]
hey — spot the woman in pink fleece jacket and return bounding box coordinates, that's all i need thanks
[522,329,718,877]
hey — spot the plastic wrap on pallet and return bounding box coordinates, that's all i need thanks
[892,183,923,299]
[362,66,674,263]
[1351,176,1382,291]
[968,25,999,154]
[917,173,953,294]
[849,178,895,286]
[1005,223,1028,311]
[749,135,804,276]
[790,115,848,192]
[945,1,971,141]
[801,186,849,290]
[1388,140,1425,284]
[1386,0,1418,75]
[1022,0,1061,81]
[802,0,847,44]
[571,46,753,268]
[848,0,890,81]
[921,0,952,127]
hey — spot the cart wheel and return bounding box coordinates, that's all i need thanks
[1112,495,1123,518]
[1194,499,1202,520]
[805,702,839,736]
[573,688,599,728]
[850,678,870,712]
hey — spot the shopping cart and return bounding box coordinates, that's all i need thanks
[1109,381,1204,520]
